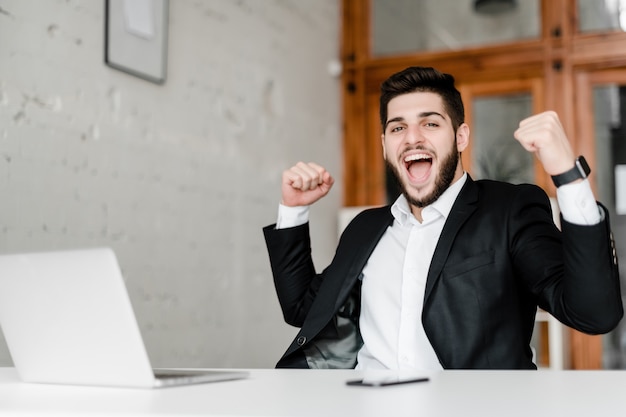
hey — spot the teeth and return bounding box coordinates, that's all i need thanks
[404,153,431,162]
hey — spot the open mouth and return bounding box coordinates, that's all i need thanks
[404,153,433,182]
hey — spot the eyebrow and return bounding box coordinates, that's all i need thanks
[384,111,446,130]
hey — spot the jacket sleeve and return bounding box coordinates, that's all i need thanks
[263,223,324,327]
[512,186,623,334]
[556,206,623,333]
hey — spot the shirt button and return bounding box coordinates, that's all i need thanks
[296,336,307,346]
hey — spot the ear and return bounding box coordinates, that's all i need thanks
[456,123,470,152]
[381,133,387,160]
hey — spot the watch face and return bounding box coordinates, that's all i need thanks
[577,156,591,177]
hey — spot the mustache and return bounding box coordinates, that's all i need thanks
[400,145,435,157]
[402,145,430,152]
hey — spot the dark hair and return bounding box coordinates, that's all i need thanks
[379,66,465,132]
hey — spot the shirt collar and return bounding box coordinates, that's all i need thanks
[391,173,468,225]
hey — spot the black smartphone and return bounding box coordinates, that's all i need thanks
[346,376,429,387]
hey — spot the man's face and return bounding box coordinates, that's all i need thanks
[382,91,469,210]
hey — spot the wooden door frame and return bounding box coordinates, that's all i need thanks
[340,0,626,369]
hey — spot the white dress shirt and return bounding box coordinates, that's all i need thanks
[276,176,601,370]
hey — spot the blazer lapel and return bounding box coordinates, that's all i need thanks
[334,206,394,310]
[424,177,479,302]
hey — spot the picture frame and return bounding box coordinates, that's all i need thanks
[104,0,169,84]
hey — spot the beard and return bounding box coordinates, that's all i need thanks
[386,143,459,208]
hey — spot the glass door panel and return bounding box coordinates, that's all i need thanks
[578,0,626,33]
[371,0,540,56]
[590,83,626,369]
[471,94,534,183]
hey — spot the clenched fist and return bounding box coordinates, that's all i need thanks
[513,111,576,177]
[281,162,334,207]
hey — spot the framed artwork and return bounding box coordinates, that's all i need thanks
[105,0,169,84]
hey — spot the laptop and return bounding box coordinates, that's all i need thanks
[0,247,248,388]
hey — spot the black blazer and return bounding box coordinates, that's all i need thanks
[263,177,623,369]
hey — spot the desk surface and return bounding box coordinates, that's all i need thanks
[0,367,624,416]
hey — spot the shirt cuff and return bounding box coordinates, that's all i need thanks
[276,204,310,229]
[555,179,602,225]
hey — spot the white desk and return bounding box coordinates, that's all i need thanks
[0,367,624,416]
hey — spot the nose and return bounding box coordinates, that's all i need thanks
[405,124,424,145]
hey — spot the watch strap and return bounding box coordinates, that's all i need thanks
[551,156,591,187]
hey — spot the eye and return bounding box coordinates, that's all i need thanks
[424,122,439,128]
[389,125,405,133]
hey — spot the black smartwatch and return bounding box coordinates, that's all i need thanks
[551,156,591,187]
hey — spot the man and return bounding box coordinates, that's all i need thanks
[263,66,623,370]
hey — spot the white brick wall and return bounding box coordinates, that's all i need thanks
[0,0,341,368]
